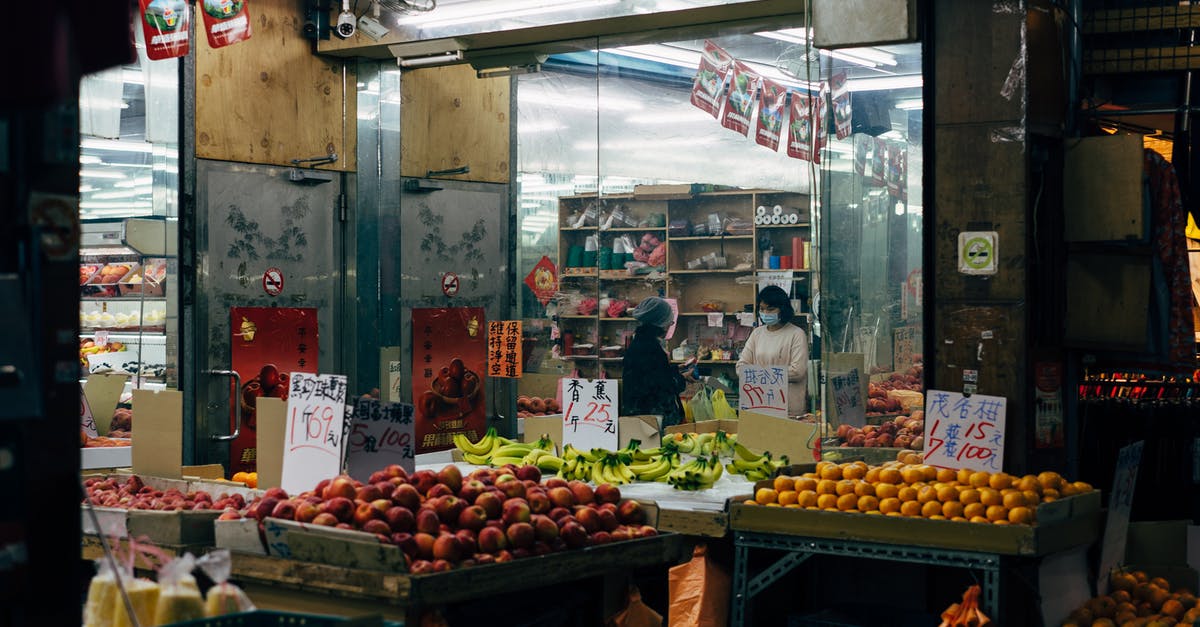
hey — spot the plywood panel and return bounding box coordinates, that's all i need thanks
[400,65,510,184]
[1063,135,1147,242]
[195,0,356,171]
[933,0,1025,126]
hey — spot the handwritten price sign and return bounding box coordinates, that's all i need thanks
[561,378,618,451]
[1098,440,1143,594]
[831,368,865,427]
[281,372,348,494]
[80,386,98,438]
[346,398,416,483]
[739,365,787,419]
[922,390,1008,472]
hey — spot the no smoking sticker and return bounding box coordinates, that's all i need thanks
[441,272,460,297]
[958,231,997,275]
[262,267,284,296]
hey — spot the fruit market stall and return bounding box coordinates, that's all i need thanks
[725,460,1103,626]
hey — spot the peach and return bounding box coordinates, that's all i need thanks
[454,528,477,554]
[474,491,503,519]
[532,514,559,543]
[560,521,588,548]
[356,484,384,503]
[548,487,575,509]
[270,500,297,520]
[506,522,535,549]
[323,476,357,500]
[437,465,463,494]
[413,532,436,559]
[457,505,488,531]
[575,507,601,533]
[383,464,409,481]
[353,501,381,526]
[496,477,526,500]
[597,508,619,532]
[390,484,421,511]
[527,490,551,515]
[594,483,621,505]
[425,483,454,499]
[617,500,645,525]
[477,526,508,553]
[408,559,434,574]
[311,512,339,526]
[458,479,486,503]
[217,508,242,521]
[568,480,594,505]
[410,470,439,495]
[415,509,441,535]
[434,496,466,525]
[548,507,572,521]
[251,497,280,521]
[361,519,391,536]
[432,559,453,572]
[515,465,541,483]
[501,499,531,526]
[543,477,569,489]
[385,506,415,533]
[433,533,461,562]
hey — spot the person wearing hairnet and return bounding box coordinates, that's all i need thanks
[620,296,690,427]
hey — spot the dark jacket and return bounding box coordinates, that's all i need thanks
[620,326,686,426]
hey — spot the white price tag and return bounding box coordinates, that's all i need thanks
[281,372,349,495]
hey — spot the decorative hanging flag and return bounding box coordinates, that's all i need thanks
[523,255,559,306]
[200,0,253,49]
[690,40,734,118]
[139,0,191,60]
[755,78,789,152]
[720,60,759,137]
[831,71,853,140]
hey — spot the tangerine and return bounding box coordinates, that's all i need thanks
[794,477,818,492]
[963,503,987,519]
[755,488,778,505]
[969,471,992,488]
[900,500,922,516]
[875,483,899,499]
[843,464,867,480]
[900,467,924,484]
[774,476,796,493]
[986,504,1009,522]
[1161,599,1184,619]
[937,485,959,503]
[957,468,974,484]
[942,501,965,519]
[919,465,938,482]
[857,495,880,513]
[917,485,939,503]
[232,471,250,483]
[817,494,839,510]
[1003,491,1028,509]
[969,515,990,524]
[777,490,799,506]
[1008,506,1034,525]
[936,468,957,483]
[959,488,982,504]
[1016,474,1040,492]
[988,472,1014,490]
[817,479,838,495]
[878,468,902,484]
[854,481,876,497]
[835,479,858,496]
[1037,471,1065,491]
[837,493,859,511]
[819,464,843,481]
[879,497,901,514]
[979,488,1002,507]
[921,500,943,517]
[897,486,919,502]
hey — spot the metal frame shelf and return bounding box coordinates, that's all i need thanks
[730,531,1002,626]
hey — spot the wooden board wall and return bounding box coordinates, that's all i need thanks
[400,65,511,184]
[195,0,356,171]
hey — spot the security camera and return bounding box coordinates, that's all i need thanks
[335,1,355,38]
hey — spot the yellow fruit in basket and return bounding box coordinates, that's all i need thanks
[835,480,857,496]
[963,503,986,519]
[979,488,1002,507]
[817,494,839,510]
[798,491,818,508]
[843,463,867,480]
[854,482,875,498]
[970,516,990,524]
[1042,488,1060,502]
[1023,489,1041,505]
[1017,474,1040,493]
[921,501,942,517]
[744,499,757,505]
[1008,506,1034,525]
[989,472,1014,490]
[857,495,879,513]
[957,468,974,484]
[755,488,778,505]
[1072,481,1093,494]
[900,466,923,484]
[897,486,918,502]
[933,468,954,483]
[864,467,881,483]
[816,479,837,495]
[942,501,965,519]
[874,483,899,500]
[879,497,901,515]
[959,488,981,504]
[878,468,902,485]
[819,464,842,481]
[837,493,858,511]
[917,485,938,503]
[794,477,817,492]
[986,505,1009,522]
[1002,491,1027,509]
[900,500,922,516]
[936,485,958,503]
[774,476,795,493]
[1038,471,1066,491]
[969,471,991,488]
[777,490,798,506]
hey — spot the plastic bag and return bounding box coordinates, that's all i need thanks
[606,585,663,627]
[687,387,714,422]
[153,553,205,625]
[197,549,256,617]
[668,544,730,627]
[710,389,737,420]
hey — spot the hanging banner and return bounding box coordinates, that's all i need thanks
[690,40,734,118]
[755,78,789,152]
[200,0,253,49]
[139,0,191,61]
[560,377,619,451]
[922,390,1008,472]
[346,398,416,483]
[280,372,348,495]
[830,71,853,140]
[786,93,815,163]
[872,137,887,186]
[738,365,788,419]
[412,308,487,453]
[853,134,870,176]
[720,60,759,137]
[523,255,558,306]
[229,307,319,476]
[487,320,523,378]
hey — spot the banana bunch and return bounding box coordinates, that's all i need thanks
[558,444,601,482]
[723,442,789,482]
[590,450,636,485]
[696,430,738,457]
[666,453,724,490]
[668,432,697,454]
[453,428,560,471]
[626,449,680,482]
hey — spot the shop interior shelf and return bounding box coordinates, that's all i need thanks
[603,226,665,232]
[669,235,754,241]
[670,269,749,274]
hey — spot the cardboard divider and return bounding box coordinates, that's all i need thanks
[256,397,286,489]
[131,389,184,479]
[736,411,820,465]
[84,373,129,436]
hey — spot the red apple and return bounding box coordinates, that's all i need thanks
[368,470,390,485]
[548,507,572,522]
[383,464,409,481]
[547,487,574,509]
[437,465,463,494]
[356,484,384,503]
[408,560,434,574]
[477,526,508,553]
[361,519,392,536]
[425,483,454,499]
[457,505,488,531]
[496,477,526,500]
[501,499,531,526]
[251,497,280,521]
[473,552,496,565]
[434,496,466,525]
[560,521,588,548]
[544,477,569,489]
[385,506,415,533]
[594,483,621,505]
[506,522,535,549]
[410,470,439,495]
[263,487,289,501]
[527,490,552,515]
[321,497,355,523]
[312,512,339,526]
[270,500,298,521]
[458,479,486,503]
[413,533,436,559]
[390,484,422,511]
[323,476,357,501]
[568,480,594,505]
[393,532,416,557]
[556,515,578,530]
[575,507,601,533]
[515,465,541,483]
[637,525,658,538]
[617,500,645,525]
[474,491,503,520]
[415,508,441,535]
[454,528,478,554]
[531,514,559,543]
[353,501,382,527]
[217,508,242,521]
[433,533,461,562]
[597,508,619,532]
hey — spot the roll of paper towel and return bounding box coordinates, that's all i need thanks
[772,205,784,216]
[756,205,768,216]
[770,214,782,225]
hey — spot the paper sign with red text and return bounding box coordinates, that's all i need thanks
[738,365,787,419]
[561,378,619,451]
[922,390,1007,472]
[281,372,348,494]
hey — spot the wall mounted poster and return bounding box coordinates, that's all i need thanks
[412,308,487,453]
[229,307,319,476]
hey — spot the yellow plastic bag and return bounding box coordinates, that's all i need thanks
[710,389,737,419]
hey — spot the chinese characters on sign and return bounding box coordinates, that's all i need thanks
[346,398,416,482]
[487,320,523,378]
[522,255,559,306]
[1097,440,1144,595]
[561,377,619,451]
[739,365,788,419]
[280,372,348,495]
[831,368,865,427]
[922,390,1008,472]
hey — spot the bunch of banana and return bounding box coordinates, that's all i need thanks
[558,444,603,482]
[724,441,789,481]
[668,432,697,454]
[666,453,724,490]
[590,451,636,485]
[521,448,565,473]
[695,430,738,456]
[627,450,680,482]
[453,429,557,466]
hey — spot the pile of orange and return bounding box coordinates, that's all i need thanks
[744,456,1094,526]
[1061,569,1200,626]
[231,471,258,488]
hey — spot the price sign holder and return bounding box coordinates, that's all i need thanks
[281,372,348,495]
[738,365,788,419]
[256,397,287,490]
[1097,440,1144,595]
[560,377,619,451]
[346,398,416,482]
[921,389,1008,472]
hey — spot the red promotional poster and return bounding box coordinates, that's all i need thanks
[872,137,887,185]
[755,78,789,152]
[720,60,759,137]
[786,93,817,163]
[690,40,734,118]
[412,308,488,453]
[830,72,853,140]
[229,307,318,476]
[200,0,252,49]
[523,255,559,306]
[139,0,191,60]
[816,82,830,154]
[887,141,907,198]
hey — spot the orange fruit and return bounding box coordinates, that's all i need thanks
[919,465,938,482]
[245,473,258,488]
[783,503,802,509]
[1132,571,1148,584]
[837,493,859,511]
[817,479,838,495]
[1023,489,1041,505]
[1016,475,1040,492]
[1111,590,1132,605]
[842,464,866,480]
[1148,587,1169,611]
[1090,618,1114,626]
[959,488,981,504]
[1008,506,1034,525]
[836,479,858,496]
[963,503,986,519]
[854,481,876,497]
[921,500,943,517]
[1042,488,1060,502]
[957,468,973,484]
[897,486,918,502]
[900,467,924,484]
[985,505,1009,522]
[1003,491,1028,509]
[232,471,249,483]
[794,477,818,492]
[879,497,901,514]
[937,468,957,483]
[819,463,842,481]
[969,515,990,523]
[777,490,799,506]
[988,472,1013,490]
[1161,599,1184,619]
[936,485,959,503]
[864,467,881,483]
[878,468,902,485]
[1037,471,1065,491]
[765,503,782,507]
[774,476,796,493]
[1072,481,1093,494]
[1148,577,1169,591]
[798,490,819,508]
[755,488,778,505]
[744,499,758,505]
[979,488,1002,507]
[900,500,922,516]
[942,501,965,519]
[857,495,879,513]
[917,485,938,503]
[817,494,839,510]
[875,483,899,500]
[969,471,992,488]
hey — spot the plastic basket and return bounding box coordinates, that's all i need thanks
[164,610,403,627]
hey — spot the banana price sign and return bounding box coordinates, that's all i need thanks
[281,372,348,495]
[560,377,619,451]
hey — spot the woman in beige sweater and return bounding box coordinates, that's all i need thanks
[736,285,809,416]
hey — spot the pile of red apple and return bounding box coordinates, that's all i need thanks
[226,463,656,574]
[835,412,925,450]
[516,396,560,418]
[83,475,246,511]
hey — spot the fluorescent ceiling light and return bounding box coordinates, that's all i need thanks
[80,155,103,165]
[847,75,922,92]
[80,169,126,179]
[82,138,154,153]
[114,176,154,188]
[123,68,145,85]
[837,48,899,67]
[90,188,152,200]
[520,195,563,202]
[80,201,153,209]
[519,120,567,133]
[519,90,644,111]
[79,185,97,193]
[895,99,924,110]
[397,0,619,29]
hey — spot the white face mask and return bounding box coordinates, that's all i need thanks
[759,312,779,326]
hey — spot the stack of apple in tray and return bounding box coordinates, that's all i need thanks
[82,474,249,550]
[217,463,659,574]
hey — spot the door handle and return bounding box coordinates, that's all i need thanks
[207,369,242,442]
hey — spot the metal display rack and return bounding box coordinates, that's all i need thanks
[730,531,1002,626]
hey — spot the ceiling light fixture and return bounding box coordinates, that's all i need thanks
[847,75,923,92]
[397,0,618,29]
[398,51,464,68]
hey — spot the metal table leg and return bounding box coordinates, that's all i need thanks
[731,535,814,626]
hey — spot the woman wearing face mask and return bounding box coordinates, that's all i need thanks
[736,285,809,416]
[621,296,689,427]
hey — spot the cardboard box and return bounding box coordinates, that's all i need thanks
[664,419,739,436]
[214,518,267,556]
[522,415,662,450]
[81,444,133,470]
[262,518,408,571]
[737,412,821,465]
[131,388,184,479]
[126,509,223,545]
[729,489,1102,556]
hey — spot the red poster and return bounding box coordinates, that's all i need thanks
[720,60,759,137]
[523,255,558,306]
[229,307,318,476]
[200,0,252,49]
[412,308,488,453]
[138,0,191,61]
[786,93,817,163]
[755,78,788,152]
[690,40,733,118]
